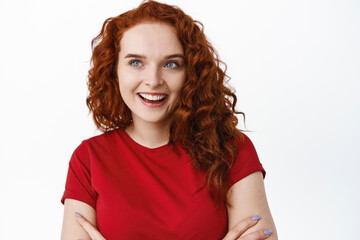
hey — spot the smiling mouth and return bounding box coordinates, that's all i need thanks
[138,93,168,103]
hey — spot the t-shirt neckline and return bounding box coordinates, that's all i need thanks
[117,128,171,153]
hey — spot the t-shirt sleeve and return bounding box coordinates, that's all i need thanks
[227,133,266,190]
[61,141,98,209]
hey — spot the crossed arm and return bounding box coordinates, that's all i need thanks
[61,198,97,239]
[61,171,277,239]
[225,171,278,239]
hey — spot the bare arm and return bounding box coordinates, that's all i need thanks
[61,199,97,240]
[226,171,278,239]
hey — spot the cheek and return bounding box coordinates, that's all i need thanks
[118,72,139,93]
[170,72,186,93]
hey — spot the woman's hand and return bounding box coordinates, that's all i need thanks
[74,212,272,240]
[75,212,106,240]
[223,216,273,240]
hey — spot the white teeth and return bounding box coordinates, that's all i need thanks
[139,93,166,101]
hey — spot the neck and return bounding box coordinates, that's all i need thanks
[125,120,171,149]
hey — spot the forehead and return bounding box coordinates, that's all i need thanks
[119,22,183,56]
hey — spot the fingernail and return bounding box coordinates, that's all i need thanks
[75,212,83,218]
[252,215,261,221]
[264,230,273,235]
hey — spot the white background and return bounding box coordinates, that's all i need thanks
[0,0,359,239]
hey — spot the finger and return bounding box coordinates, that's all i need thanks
[75,212,106,240]
[239,229,273,240]
[223,216,261,240]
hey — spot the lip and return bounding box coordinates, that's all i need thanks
[138,92,168,96]
[137,93,168,108]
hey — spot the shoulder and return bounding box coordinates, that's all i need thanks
[80,129,120,149]
[71,129,120,160]
[229,132,259,161]
[228,132,266,189]
[235,132,258,157]
[83,129,119,145]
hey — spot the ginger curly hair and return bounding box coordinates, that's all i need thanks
[86,0,245,208]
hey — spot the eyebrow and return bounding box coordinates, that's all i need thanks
[125,54,146,59]
[166,54,184,59]
[124,53,184,59]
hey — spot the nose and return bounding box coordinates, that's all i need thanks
[144,65,164,87]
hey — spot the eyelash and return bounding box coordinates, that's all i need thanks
[129,59,142,67]
[128,59,181,69]
[164,61,180,69]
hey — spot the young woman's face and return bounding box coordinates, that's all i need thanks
[117,22,185,127]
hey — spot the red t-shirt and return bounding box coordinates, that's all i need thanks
[61,129,265,239]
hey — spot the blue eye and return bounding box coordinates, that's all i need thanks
[165,62,178,68]
[130,60,142,67]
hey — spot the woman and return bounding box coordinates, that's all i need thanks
[61,1,277,239]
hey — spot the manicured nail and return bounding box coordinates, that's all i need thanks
[252,216,261,221]
[75,212,83,218]
[264,230,273,235]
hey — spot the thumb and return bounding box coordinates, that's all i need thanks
[75,212,106,240]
